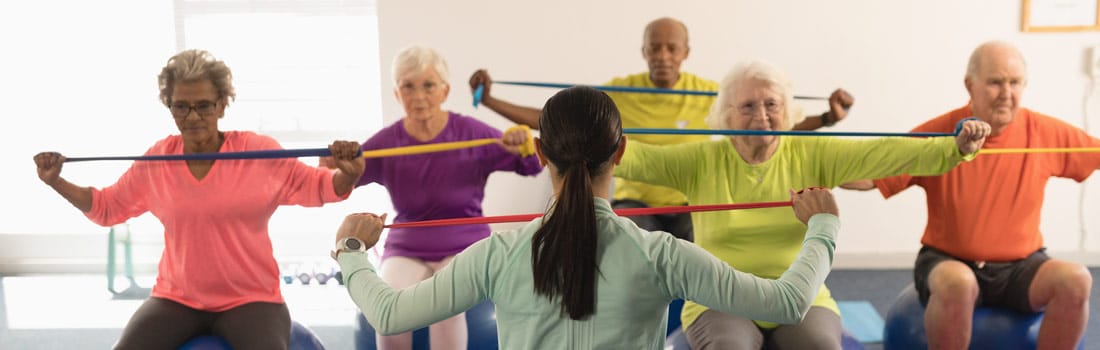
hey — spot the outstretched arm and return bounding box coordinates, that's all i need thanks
[662,188,839,324]
[34,152,93,212]
[335,213,491,334]
[470,69,543,129]
[792,88,854,131]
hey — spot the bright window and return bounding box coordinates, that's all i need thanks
[175,0,383,140]
[1,0,387,272]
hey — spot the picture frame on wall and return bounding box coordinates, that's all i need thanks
[1022,0,1100,32]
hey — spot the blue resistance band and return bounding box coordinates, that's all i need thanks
[624,117,980,138]
[473,81,828,108]
[65,148,332,162]
[63,119,981,162]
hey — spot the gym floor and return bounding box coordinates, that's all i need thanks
[1,269,1097,349]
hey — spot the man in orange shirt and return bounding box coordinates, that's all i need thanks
[847,41,1097,349]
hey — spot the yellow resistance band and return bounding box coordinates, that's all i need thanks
[980,148,1100,155]
[360,125,535,158]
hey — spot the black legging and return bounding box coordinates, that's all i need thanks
[113,297,291,350]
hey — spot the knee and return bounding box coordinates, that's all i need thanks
[780,329,842,350]
[685,323,762,350]
[702,331,758,349]
[929,264,979,304]
[1051,263,1092,304]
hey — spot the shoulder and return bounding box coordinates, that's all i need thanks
[471,220,541,263]
[225,130,282,150]
[449,112,495,129]
[606,216,685,267]
[365,120,406,145]
[632,139,722,156]
[678,72,718,90]
[1020,108,1094,145]
[1026,108,1079,130]
[782,135,824,150]
[448,112,503,137]
[774,137,822,162]
[147,135,181,154]
[912,105,970,133]
[604,72,650,87]
[681,139,729,155]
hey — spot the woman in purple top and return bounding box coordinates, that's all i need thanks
[357,46,542,350]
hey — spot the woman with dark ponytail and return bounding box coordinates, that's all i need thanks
[333,86,843,349]
[530,86,620,320]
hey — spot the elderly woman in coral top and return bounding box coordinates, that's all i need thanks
[33,49,364,350]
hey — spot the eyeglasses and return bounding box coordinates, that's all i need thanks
[736,100,783,116]
[398,81,444,95]
[169,100,219,119]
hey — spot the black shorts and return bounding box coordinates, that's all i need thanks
[913,246,1049,313]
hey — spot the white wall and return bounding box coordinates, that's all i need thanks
[2,1,1098,273]
[377,0,1100,267]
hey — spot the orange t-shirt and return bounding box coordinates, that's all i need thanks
[875,105,1100,261]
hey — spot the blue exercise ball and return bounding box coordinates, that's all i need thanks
[355,301,498,350]
[290,320,326,350]
[177,320,325,350]
[883,284,1082,350]
[179,335,231,350]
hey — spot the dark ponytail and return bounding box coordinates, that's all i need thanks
[531,86,622,320]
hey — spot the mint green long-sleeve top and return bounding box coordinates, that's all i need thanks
[338,198,839,349]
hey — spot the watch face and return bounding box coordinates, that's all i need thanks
[344,238,362,250]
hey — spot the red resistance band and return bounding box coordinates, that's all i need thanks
[384,201,794,229]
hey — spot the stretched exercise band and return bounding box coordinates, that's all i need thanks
[384,200,793,229]
[64,126,535,162]
[623,128,956,138]
[622,117,983,138]
[472,81,827,108]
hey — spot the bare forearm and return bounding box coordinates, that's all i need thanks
[839,180,875,191]
[332,171,358,196]
[792,116,825,131]
[50,178,93,212]
[482,96,542,129]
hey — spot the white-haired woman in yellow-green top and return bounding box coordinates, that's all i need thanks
[614,60,991,349]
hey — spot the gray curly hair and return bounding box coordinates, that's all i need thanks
[158,49,236,106]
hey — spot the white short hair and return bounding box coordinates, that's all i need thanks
[391,45,450,85]
[705,60,804,131]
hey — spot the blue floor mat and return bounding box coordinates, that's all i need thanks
[838,300,884,343]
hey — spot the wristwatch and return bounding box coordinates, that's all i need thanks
[331,237,367,260]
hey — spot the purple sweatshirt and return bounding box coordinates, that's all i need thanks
[357,112,543,261]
